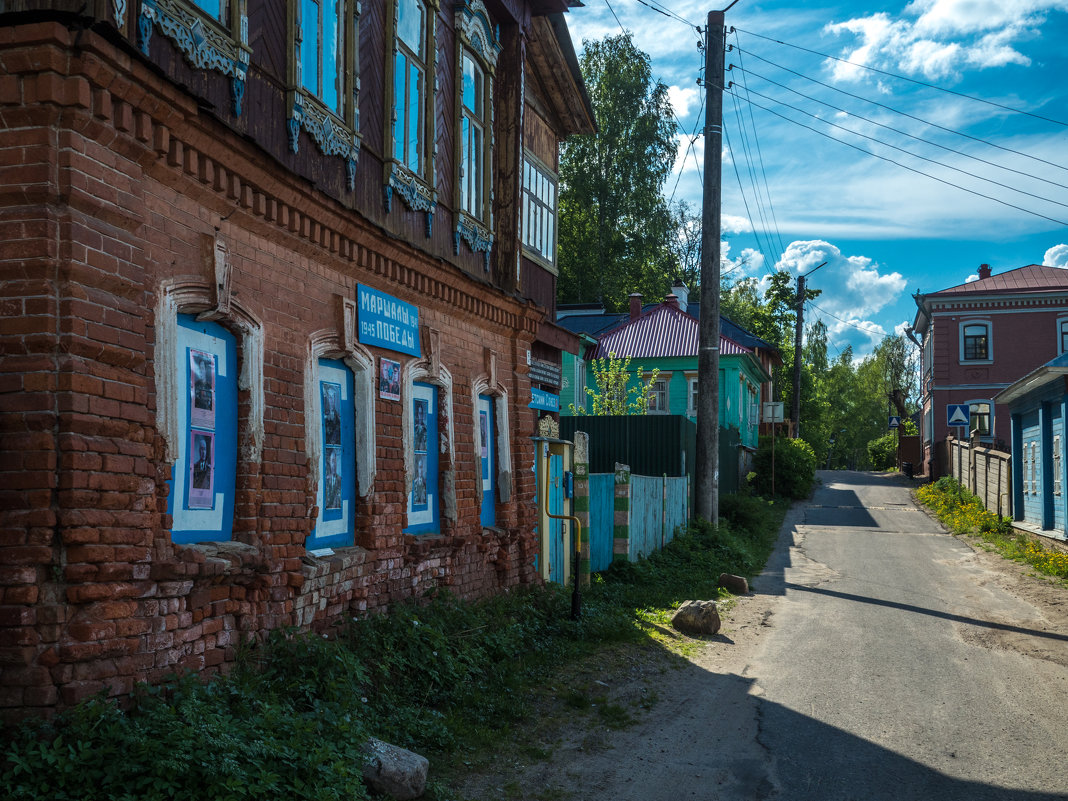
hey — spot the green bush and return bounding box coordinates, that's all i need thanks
[867,431,897,471]
[752,436,817,499]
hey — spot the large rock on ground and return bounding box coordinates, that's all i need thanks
[671,600,721,636]
[361,737,429,800]
[718,573,749,595]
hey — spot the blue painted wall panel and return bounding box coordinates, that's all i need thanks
[588,473,615,572]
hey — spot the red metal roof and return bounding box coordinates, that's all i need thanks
[929,264,1068,297]
[591,304,751,359]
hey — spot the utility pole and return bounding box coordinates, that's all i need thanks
[695,6,731,525]
[790,261,826,439]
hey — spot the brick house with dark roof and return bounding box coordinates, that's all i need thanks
[911,263,1068,477]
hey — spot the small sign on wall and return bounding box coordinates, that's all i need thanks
[357,284,420,357]
[379,358,401,401]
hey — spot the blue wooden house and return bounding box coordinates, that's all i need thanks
[996,352,1068,542]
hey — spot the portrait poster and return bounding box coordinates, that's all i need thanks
[189,349,216,429]
[479,410,488,459]
[324,446,342,511]
[412,452,428,509]
[379,358,401,401]
[321,381,342,447]
[188,429,215,509]
[413,398,428,453]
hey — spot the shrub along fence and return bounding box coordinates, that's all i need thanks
[943,434,1012,517]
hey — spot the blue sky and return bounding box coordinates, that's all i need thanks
[564,0,1068,358]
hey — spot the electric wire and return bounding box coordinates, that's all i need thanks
[730,29,787,257]
[733,47,1068,174]
[730,63,1068,193]
[726,81,1068,212]
[722,85,1068,227]
[731,27,1068,128]
[727,88,780,258]
[808,300,889,337]
[723,124,779,274]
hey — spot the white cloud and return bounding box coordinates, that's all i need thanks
[824,0,1066,80]
[721,214,752,235]
[965,273,980,282]
[667,85,699,118]
[776,241,905,351]
[1044,243,1068,268]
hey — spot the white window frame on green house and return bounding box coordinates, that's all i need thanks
[287,0,362,189]
[521,152,558,269]
[686,373,698,418]
[645,372,670,414]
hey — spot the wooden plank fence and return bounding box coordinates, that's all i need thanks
[944,435,1012,517]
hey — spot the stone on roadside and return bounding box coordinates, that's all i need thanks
[718,573,749,595]
[671,600,721,636]
[361,736,429,800]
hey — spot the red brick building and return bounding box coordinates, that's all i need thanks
[0,0,593,719]
[912,263,1068,477]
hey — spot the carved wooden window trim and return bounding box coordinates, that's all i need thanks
[384,0,439,235]
[287,0,362,190]
[139,0,251,116]
[452,0,499,269]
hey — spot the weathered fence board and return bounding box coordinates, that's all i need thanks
[945,436,1012,517]
[588,473,615,573]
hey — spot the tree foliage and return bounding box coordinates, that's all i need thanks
[570,353,660,416]
[558,33,678,311]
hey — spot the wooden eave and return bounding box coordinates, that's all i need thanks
[525,14,596,137]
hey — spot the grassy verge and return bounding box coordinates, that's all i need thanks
[916,476,1068,583]
[1,495,787,801]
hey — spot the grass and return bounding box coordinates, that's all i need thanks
[916,476,1068,583]
[0,494,787,801]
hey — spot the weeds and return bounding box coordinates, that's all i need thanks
[916,476,1068,581]
[1,496,786,800]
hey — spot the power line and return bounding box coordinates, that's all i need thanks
[632,0,701,31]
[807,301,886,337]
[727,87,780,259]
[730,63,1068,193]
[730,30,787,257]
[731,27,1068,128]
[733,47,1068,175]
[727,80,1068,212]
[723,125,778,275]
[723,85,1068,227]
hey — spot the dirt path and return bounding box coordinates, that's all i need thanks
[455,492,1068,801]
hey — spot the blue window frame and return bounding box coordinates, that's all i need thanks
[405,382,439,534]
[167,314,238,544]
[478,394,495,527]
[308,358,356,549]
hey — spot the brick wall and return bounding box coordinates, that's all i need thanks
[0,23,543,721]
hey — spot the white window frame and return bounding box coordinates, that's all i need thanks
[1054,434,1062,496]
[646,374,670,414]
[686,373,698,418]
[959,319,992,364]
[1057,317,1068,355]
[966,400,992,439]
[521,152,558,270]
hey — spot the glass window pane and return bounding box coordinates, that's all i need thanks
[194,0,224,23]
[471,123,482,214]
[301,0,320,96]
[407,63,422,172]
[393,53,407,162]
[462,54,476,113]
[321,0,341,114]
[397,0,425,57]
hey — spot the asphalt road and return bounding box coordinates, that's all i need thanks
[466,470,1068,800]
[747,470,1068,800]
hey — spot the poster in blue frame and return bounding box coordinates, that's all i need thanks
[405,382,439,534]
[308,359,356,550]
[167,315,238,544]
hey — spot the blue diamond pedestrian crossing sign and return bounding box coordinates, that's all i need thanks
[947,403,970,427]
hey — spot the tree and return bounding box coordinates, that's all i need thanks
[569,353,660,416]
[557,33,678,311]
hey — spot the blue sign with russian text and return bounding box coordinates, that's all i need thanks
[357,284,420,357]
[529,387,559,412]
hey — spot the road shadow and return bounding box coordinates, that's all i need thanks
[782,582,1068,643]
